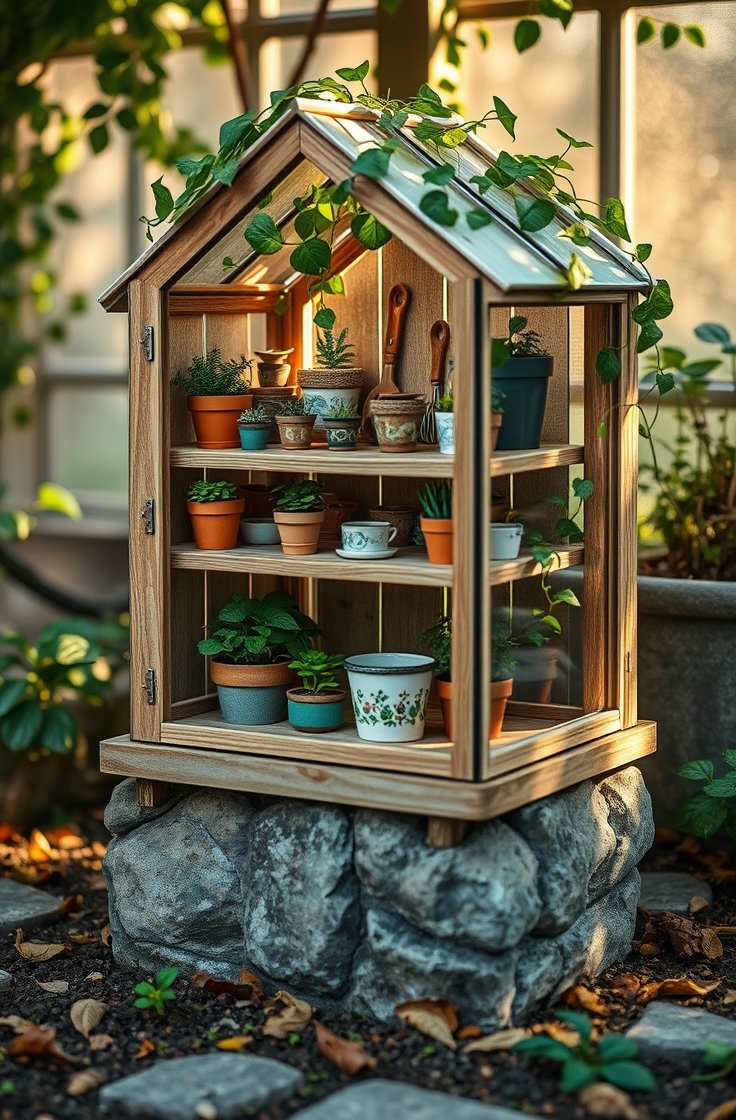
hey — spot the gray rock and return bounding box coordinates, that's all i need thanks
[626,1002,736,1065]
[639,872,712,915]
[244,802,359,994]
[297,1081,525,1119]
[352,903,518,1030]
[592,769,655,893]
[0,878,61,936]
[507,780,615,935]
[354,811,541,952]
[98,1053,303,1119]
[104,778,193,838]
[514,870,641,1019]
[0,969,13,990]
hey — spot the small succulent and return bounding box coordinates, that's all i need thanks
[272,479,324,513]
[239,406,269,424]
[187,479,238,503]
[315,327,356,369]
[277,398,307,417]
[289,650,344,693]
[417,480,452,520]
[324,403,360,420]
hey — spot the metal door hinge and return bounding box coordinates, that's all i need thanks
[140,325,154,362]
[142,668,157,706]
[141,499,155,535]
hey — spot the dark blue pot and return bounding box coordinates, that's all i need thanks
[239,424,271,451]
[492,355,553,450]
[217,683,287,724]
[323,418,361,451]
[287,690,345,732]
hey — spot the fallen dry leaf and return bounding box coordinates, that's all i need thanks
[263,991,312,1040]
[70,933,98,944]
[67,1069,107,1096]
[638,910,723,960]
[395,997,458,1050]
[579,1082,641,1119]
[46,824,84,849]
[456,1024,482,1040]
[0,822,17,842]
[15,928,68,962]
[542,1022,581,1047]
[463,1028,528,1054]
[192,969,263,1000]
[8,1025,82,1065]
[609,973,642,996]
[84,972,104,982]
[36,979,69,994]
[314,1020,377,1075]
[0,1015,35,1033]
[562,984,610,1015]
[637,976,721,1004]
[676,834,701,855]
[215,1036,254,1052]
[689,895,711,915]
[88,1033,114,1052]
[722,990,736,1006]
[70,998,108,1038]
[28,828,53,862]
[705,1102,736,1120]
[100,924,112,947]
[134,1038,155,1059]
[60,894,84,917]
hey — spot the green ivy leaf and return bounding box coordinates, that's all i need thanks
[83,102,109,120]
[497,152,538,180]
[704,773,736,798]
[695,322,731,345]
[222,256,236,270]
[335,61,370,82]
[151,177,174,222]
[438,127,467,149]
[558,222,591,246]
[676,791,729,839]
[648,279,674,319]
[257,191,274,210]
[290,237,331,276]
[351,212,392,249]
[684,24,706,47]
[635,243,652,263]
[605,197,630,241]
[656,371,675,394]
[212,158,239,187]
[38,705,76,754]
[637,17,656,44]
[538,0,573,28]
[637,319,663,353]
[551,587,581,607]
[89,124,109,154]
[417,82,442,104]
[680,360,721,379]
[414,120,444,144]
[493,96,516,139]
[330,179,353,206]
[352,147,391,179]
[662,23,680,48]
[572,477,594,499]
[603,1061,657,1093]
[219,109,257,148]
[514,18,541,52]
[420,190,458,227]
[467,209,493,230]
[422,163,454,186]
[55,202,80,222]
[515,196,555,232]
[2,700,43,752]
[244,213,284,255]
[596,346,621,384]
[723,750,736,770]
[556,128,593,149]
[314,307,336,330]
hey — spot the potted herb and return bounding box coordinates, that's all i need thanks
[322,403,361,451]
[275,397,316,450]
[298,327,363,434]
[187,479,244,550]
[171,348,252,449]
[434,390,505,456]
[417,480,452,565]
[272,479,325,555]
[287,650,346,733]
[197,591,320,725]
[491,316,552,450]
[237,405,271,451]
[344,653,435,744]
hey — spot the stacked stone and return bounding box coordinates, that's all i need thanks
[104,768,653,1030]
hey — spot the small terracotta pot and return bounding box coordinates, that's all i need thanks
[274,509,325,555]
[188,498,245,550]
[276,414,315,450]
[435,675,513,740]
[420,516,453,565]
[209,659,293,689]
[491,411,503,451]
[187,394,252,449]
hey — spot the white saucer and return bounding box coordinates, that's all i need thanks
[336,547,398,560]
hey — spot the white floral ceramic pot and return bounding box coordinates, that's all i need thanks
[344,653,435,743]
[301,387,361,434]
[435,411,454,454]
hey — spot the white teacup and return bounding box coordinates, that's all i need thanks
[341,521,397,552]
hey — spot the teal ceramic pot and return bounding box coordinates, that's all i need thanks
[287,689,346,733]
[492,355,553,450]
[323,417,361,451]
[238,423,271,451]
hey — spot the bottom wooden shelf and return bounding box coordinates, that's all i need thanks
[101,721,656,821]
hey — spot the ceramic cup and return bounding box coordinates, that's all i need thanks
[344,653,435,743]
[435,411,454,455]
[490,522,524,560]
[341,521,397,553]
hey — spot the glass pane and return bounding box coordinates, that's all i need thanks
[259,31,378,105]
[47,386,128,508]
[261,0,376,16]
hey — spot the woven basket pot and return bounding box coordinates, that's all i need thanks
[370,396,427,454]
[297,367,364,389]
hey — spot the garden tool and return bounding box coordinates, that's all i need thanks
[419,319,450,444]
[362,282,411,441]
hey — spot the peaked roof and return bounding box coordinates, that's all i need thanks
[100,99,648,312]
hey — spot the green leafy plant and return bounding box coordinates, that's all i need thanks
[133,967,179,1016]
[436,393,454,414]
[239,406,270,424]
[491,623,517,681]
[515,1011,657,1094]
[277,398,307,416]
[491,388,505,414]
[418,613,517,682]
[324,403,360,419]
[272,480,324,513]
[315,327,356,368]
[171,349,251,396]
[417,480,452,520]
[289,650,344,693]
[197,591,320,666]
[693,1040,736,1081]
[676,751,736,840]
[491,315,548,370]
[187,479,238,503]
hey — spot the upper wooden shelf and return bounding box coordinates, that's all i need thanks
[169,442,584,478]
[170,542,583,588]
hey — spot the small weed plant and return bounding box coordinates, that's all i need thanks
[277,398,307,417]
[171,348,251,396]
[289,650,344,693]
[677,751,736,839]
[272,480,324,513]
[315,327,356,369]
[134,967,179,1016]
[187,479,238,503]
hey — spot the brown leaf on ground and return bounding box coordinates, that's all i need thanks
[216,1036,254,1051]
[60,894,84,917]
[722,990,736,1006]
[608,974,642,997]
[45,824,84,849]
[314,1020,377,1075]
[88,1033,114,1052]
[463,1028,528,1054]
[705,925,736,936]
[70,932,98,944]
[100,923,112,947]
[238,969,265,994]
[36,979,69,994]
[638,910,723,960]
[676,834,701,855]
[562,984,610,1014]
[0,822,17,842]
[84,972,104,982]
[28,828,54,862]
[579,1082,642,1119]
[456,1024,482,1040]
[14,928,69,961]
[0,1015,35,1033]
[192,970,263,1000]
[541,1022,580,1047]
[134,1038,155,1059]
[637,977,721,1004]
[8,1025,82,1065]
[262,991,312,1040]
[70,998,108,1038]
[67,1069,107,1096]
[705,1101,736,1120]
[395,998,458,1050]
[689,895,711,915]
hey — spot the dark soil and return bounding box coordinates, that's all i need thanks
[3,822,736,1120]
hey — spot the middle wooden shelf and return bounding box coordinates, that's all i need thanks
[170,542,584,588]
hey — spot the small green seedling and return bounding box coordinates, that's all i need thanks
[133,967,179,1015]
[514,1011,657,1094]
[693,1041,736,1081]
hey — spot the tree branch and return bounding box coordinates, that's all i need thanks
[221,0,254,111]
[287,0,332,88]
[0,540,129,618]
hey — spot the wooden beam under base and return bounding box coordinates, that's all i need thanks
[101,721,655,822]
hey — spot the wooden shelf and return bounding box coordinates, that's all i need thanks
[169,442,584,478]
[170,542,584,588]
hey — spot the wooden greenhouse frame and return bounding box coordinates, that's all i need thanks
[99,99,656,846]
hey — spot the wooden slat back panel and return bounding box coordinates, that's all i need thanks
[171,568,207,703]
[169,314,202,447]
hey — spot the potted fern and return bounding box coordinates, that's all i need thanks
[287,650,346,733]
[187,479,244,550]
[237,405,271,451]
[322,403,361,451]
[275,397,316,450]
[417,480,452,565]
[171,348,252,449]
[491,316,552,450]
[272,479,325,555]
[298,326,363,435]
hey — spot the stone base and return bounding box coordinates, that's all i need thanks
[103,767,654,1030]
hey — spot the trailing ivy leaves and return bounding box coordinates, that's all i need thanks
[514,18,541,52]
[635,243,652,263]
[605,197,630,241]
[422,164,455,186]
[556,128,593,149]
[515,196,555,232]
[695,323,731,345]
[352,143,395,179]
[335,61,370,83]
[467,209,493,230]
[596,347,621,384]
[662,22,680,48]
[493,97,517,140]
[684,24,706,47]
[637,16,656,44]
[151,179,174,223]
[420,190,458,227]
[290,237,331,276]
[244,214,284,255]
[351,213,393,250]
[676,751,736,841]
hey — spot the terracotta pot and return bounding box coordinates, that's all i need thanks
[435,675,513,740]
[274,509,325,555]
[491,411,503,451]
[187,498,244,550]
[490,499,508,522]
[321,497,359,542]
[209,659,293,689]
[275,414,315,450]
[420,516,453,565]
[187,394,252,449]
